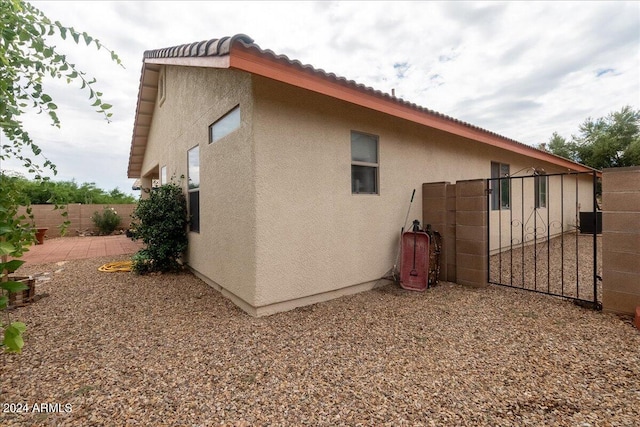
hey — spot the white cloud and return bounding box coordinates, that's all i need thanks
[3,0,638,194]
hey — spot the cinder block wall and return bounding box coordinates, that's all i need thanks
[455,179,488,287]
[602,166,640,315]
[423,179,487,287]
[16,204,137,238]
[422,182,457,281]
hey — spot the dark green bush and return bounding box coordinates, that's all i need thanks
[129,183,188,274]
[91,206,121,235]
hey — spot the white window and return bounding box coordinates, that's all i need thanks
[160,165,167,185]
[491,162,510,210]
[351,131,379,194]
[210,106,240,143]
[535,173,548,209]
[188,146,200,233]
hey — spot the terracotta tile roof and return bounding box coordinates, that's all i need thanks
[230,39,592,166]
[143,34,254,59]
[128,34,598,179]
[138,34,528,150]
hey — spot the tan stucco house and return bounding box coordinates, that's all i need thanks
[127,34,598,316]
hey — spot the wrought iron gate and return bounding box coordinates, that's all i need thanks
[487,170,601,309]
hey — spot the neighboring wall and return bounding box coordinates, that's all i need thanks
[16,204,136,237]
[602,166,640,315]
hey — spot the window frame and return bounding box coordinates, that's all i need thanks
[187,145,200,233]
[209,105,241,144]
[534,173,548,209]
[160,165,167,186]
[491,161,511,210]
[351,130,379,195]
[158,67,166,107]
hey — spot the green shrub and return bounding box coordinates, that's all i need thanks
[91,207,121,235]
[130,250,153,275]
[129,183,188,274]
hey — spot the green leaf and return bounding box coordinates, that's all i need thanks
[19,29,30,42]
[0,259,26,273]
[0,296,7,310]
[0,281,30,293]
[0,241,16,256]
[12,322,27,333]
[82,32,92,45]
[3,323,26,353]
[0,226,14,235]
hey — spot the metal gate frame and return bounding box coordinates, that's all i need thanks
[486,170,601,309]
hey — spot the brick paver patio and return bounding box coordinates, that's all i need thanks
[18,235,144,264]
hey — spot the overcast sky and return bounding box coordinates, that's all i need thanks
[4,1,639,196]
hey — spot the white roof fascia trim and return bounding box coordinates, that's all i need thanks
[144,56,231,68]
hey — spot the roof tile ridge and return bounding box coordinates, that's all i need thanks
[143,34,255,59]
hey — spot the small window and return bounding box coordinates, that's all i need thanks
[351,131,379,194]
[160,165,167,185]
[188,146,200,233]
[535,173,548,209]
[158,67,166,106]
[491,162,510,210]
[210,106,240,143]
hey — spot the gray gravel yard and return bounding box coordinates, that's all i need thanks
[1,255,639,426]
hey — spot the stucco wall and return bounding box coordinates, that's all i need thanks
[488,172,596,253]
[142,66,258,307]
[139,65,597,316]
[250,76,590,312]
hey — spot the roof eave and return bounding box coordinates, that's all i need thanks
[126,57,232,179]
[229,42,599,175]
[127,61,160,179]
[127,35,600,180]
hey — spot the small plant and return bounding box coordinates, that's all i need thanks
[91,207,121,235]
[130,250,153,275]
[130,183,188,274]
[1,173,36,353]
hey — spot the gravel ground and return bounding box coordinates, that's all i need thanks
[490,233,602,304]
[1,254,639,426]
